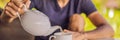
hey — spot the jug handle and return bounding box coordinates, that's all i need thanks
[49,35,56,40]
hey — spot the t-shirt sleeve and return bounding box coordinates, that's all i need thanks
[81,0,97,16]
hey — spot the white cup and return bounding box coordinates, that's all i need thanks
[49,32,72,40]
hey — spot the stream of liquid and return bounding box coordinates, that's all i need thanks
[59,26,63,32]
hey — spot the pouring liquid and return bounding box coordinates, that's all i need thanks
[59,27,64,35]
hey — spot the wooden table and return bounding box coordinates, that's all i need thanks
[91,38,120,40]
[0,19,34,40]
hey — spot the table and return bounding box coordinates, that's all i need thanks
[92,38,120,40]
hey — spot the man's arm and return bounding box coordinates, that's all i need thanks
[64,11,114,40]
[85,11,114,39]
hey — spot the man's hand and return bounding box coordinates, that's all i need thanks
[69,14,85,32]
[1,0,31,23]
[64,29,86,40]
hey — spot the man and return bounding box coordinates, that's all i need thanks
[0,0,114,40]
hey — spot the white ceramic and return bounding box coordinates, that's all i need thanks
[16,5,62,36]
[49,32,72,40]
[20,10,62,36]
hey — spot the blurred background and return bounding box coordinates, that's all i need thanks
[0,0,120,39]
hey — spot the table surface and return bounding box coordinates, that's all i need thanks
[91,38,120,40]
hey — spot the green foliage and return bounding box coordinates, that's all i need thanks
[91,0,120,38]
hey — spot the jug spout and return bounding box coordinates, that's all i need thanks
[43,26,62,36]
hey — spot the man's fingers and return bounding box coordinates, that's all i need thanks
[73,33,81,38]
[5,11,14,18]
[12,0,23,8]
[9,16,17,23]
[23,0,29,3]
[64,29,78,37]
[25,0,31,8]
[5,6,17,16]
[64,29,70,32]
[64,29,74,33]
[8,2,20,11]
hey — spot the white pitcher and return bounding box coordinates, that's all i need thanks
[17,5,62,36]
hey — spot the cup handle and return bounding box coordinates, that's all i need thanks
[49,35,56,40]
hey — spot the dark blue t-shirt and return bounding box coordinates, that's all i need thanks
[29,0,96,40]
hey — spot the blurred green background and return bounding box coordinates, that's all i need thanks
[0,0,120,38]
